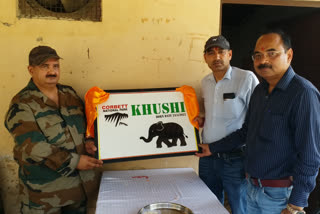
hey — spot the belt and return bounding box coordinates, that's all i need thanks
[248,176,292,187]
[211,149,244,159]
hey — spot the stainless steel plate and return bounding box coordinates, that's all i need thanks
[138,202,194,214]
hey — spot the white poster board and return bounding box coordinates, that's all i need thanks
[94,88,200,162]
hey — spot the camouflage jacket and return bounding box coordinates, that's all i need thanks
[4,79,99,209]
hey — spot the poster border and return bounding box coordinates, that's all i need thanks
[93,87,200,163]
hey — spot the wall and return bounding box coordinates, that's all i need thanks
[0,0,220,213]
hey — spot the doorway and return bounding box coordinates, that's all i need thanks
[221,3,320,90]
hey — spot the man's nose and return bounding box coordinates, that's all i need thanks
[213,53,221,59]
[259,54,270,64]
[48,66,55,73]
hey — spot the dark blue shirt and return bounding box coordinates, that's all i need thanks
[209,66,320,207]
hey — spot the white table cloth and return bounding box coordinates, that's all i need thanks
[95,168,229,214]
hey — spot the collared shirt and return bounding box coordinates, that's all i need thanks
[4,79,99,208]
[210,66,320,207]
[201,66,259,144]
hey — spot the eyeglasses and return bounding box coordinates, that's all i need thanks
[251,50,284,61]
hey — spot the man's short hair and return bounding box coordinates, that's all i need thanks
[29,46,62,66]
[259,28,292,50]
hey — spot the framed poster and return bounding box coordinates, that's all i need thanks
[93,87,200,162]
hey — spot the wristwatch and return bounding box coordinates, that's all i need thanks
[286,205,306,214]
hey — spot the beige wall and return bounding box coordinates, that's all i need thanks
[0,0,220,213]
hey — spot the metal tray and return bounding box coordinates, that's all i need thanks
[137,202,194,214]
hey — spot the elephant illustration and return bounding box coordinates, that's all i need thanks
[140,121,188,148]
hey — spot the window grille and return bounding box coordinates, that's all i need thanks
[18,0,101,22]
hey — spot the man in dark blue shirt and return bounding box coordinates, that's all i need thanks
[196,29,320,214]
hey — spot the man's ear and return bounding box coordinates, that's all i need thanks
[203,53,208,63]
[228,49,233,60]
[286,48,293,63]
[28,66,33,76]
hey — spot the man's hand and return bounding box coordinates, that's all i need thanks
[85,140,97,155]
[76,155,103,170]
[193,116,205,128]
[281,208,291,214]
[281,204,304,214]
[195,144,212,157]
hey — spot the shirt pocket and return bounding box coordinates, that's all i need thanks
[36,115,66,144]
[222,97,245,119]
[259,113,286,141]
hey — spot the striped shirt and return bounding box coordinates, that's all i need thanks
[210,66,320,207]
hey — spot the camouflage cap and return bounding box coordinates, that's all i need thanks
[29,46,62,66]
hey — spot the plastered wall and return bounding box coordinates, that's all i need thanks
[0,0,220,213]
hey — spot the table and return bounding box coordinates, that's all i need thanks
[95,168,229,214]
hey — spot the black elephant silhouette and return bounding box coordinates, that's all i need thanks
[140,121,188,148]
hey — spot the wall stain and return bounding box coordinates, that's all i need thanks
[153,17,163,24]
[166,57,173,62]
[87,48,90,59]
[188,38,194,57]
[140,17,175,24]
[189,59,203,63]
[1,21,12,27]
[141,56,174,62]
[36,37,43,42]
[81,70,88,78]
[141,18,148,23]
[187,35,208,62]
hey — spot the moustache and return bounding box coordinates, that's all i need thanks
[46,74,57,78]
[258,64,272,69]
[213,60,223,65]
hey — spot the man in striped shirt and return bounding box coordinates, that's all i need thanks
[197,29,320,214]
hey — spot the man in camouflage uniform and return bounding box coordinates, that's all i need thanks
[4,46,103,213]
